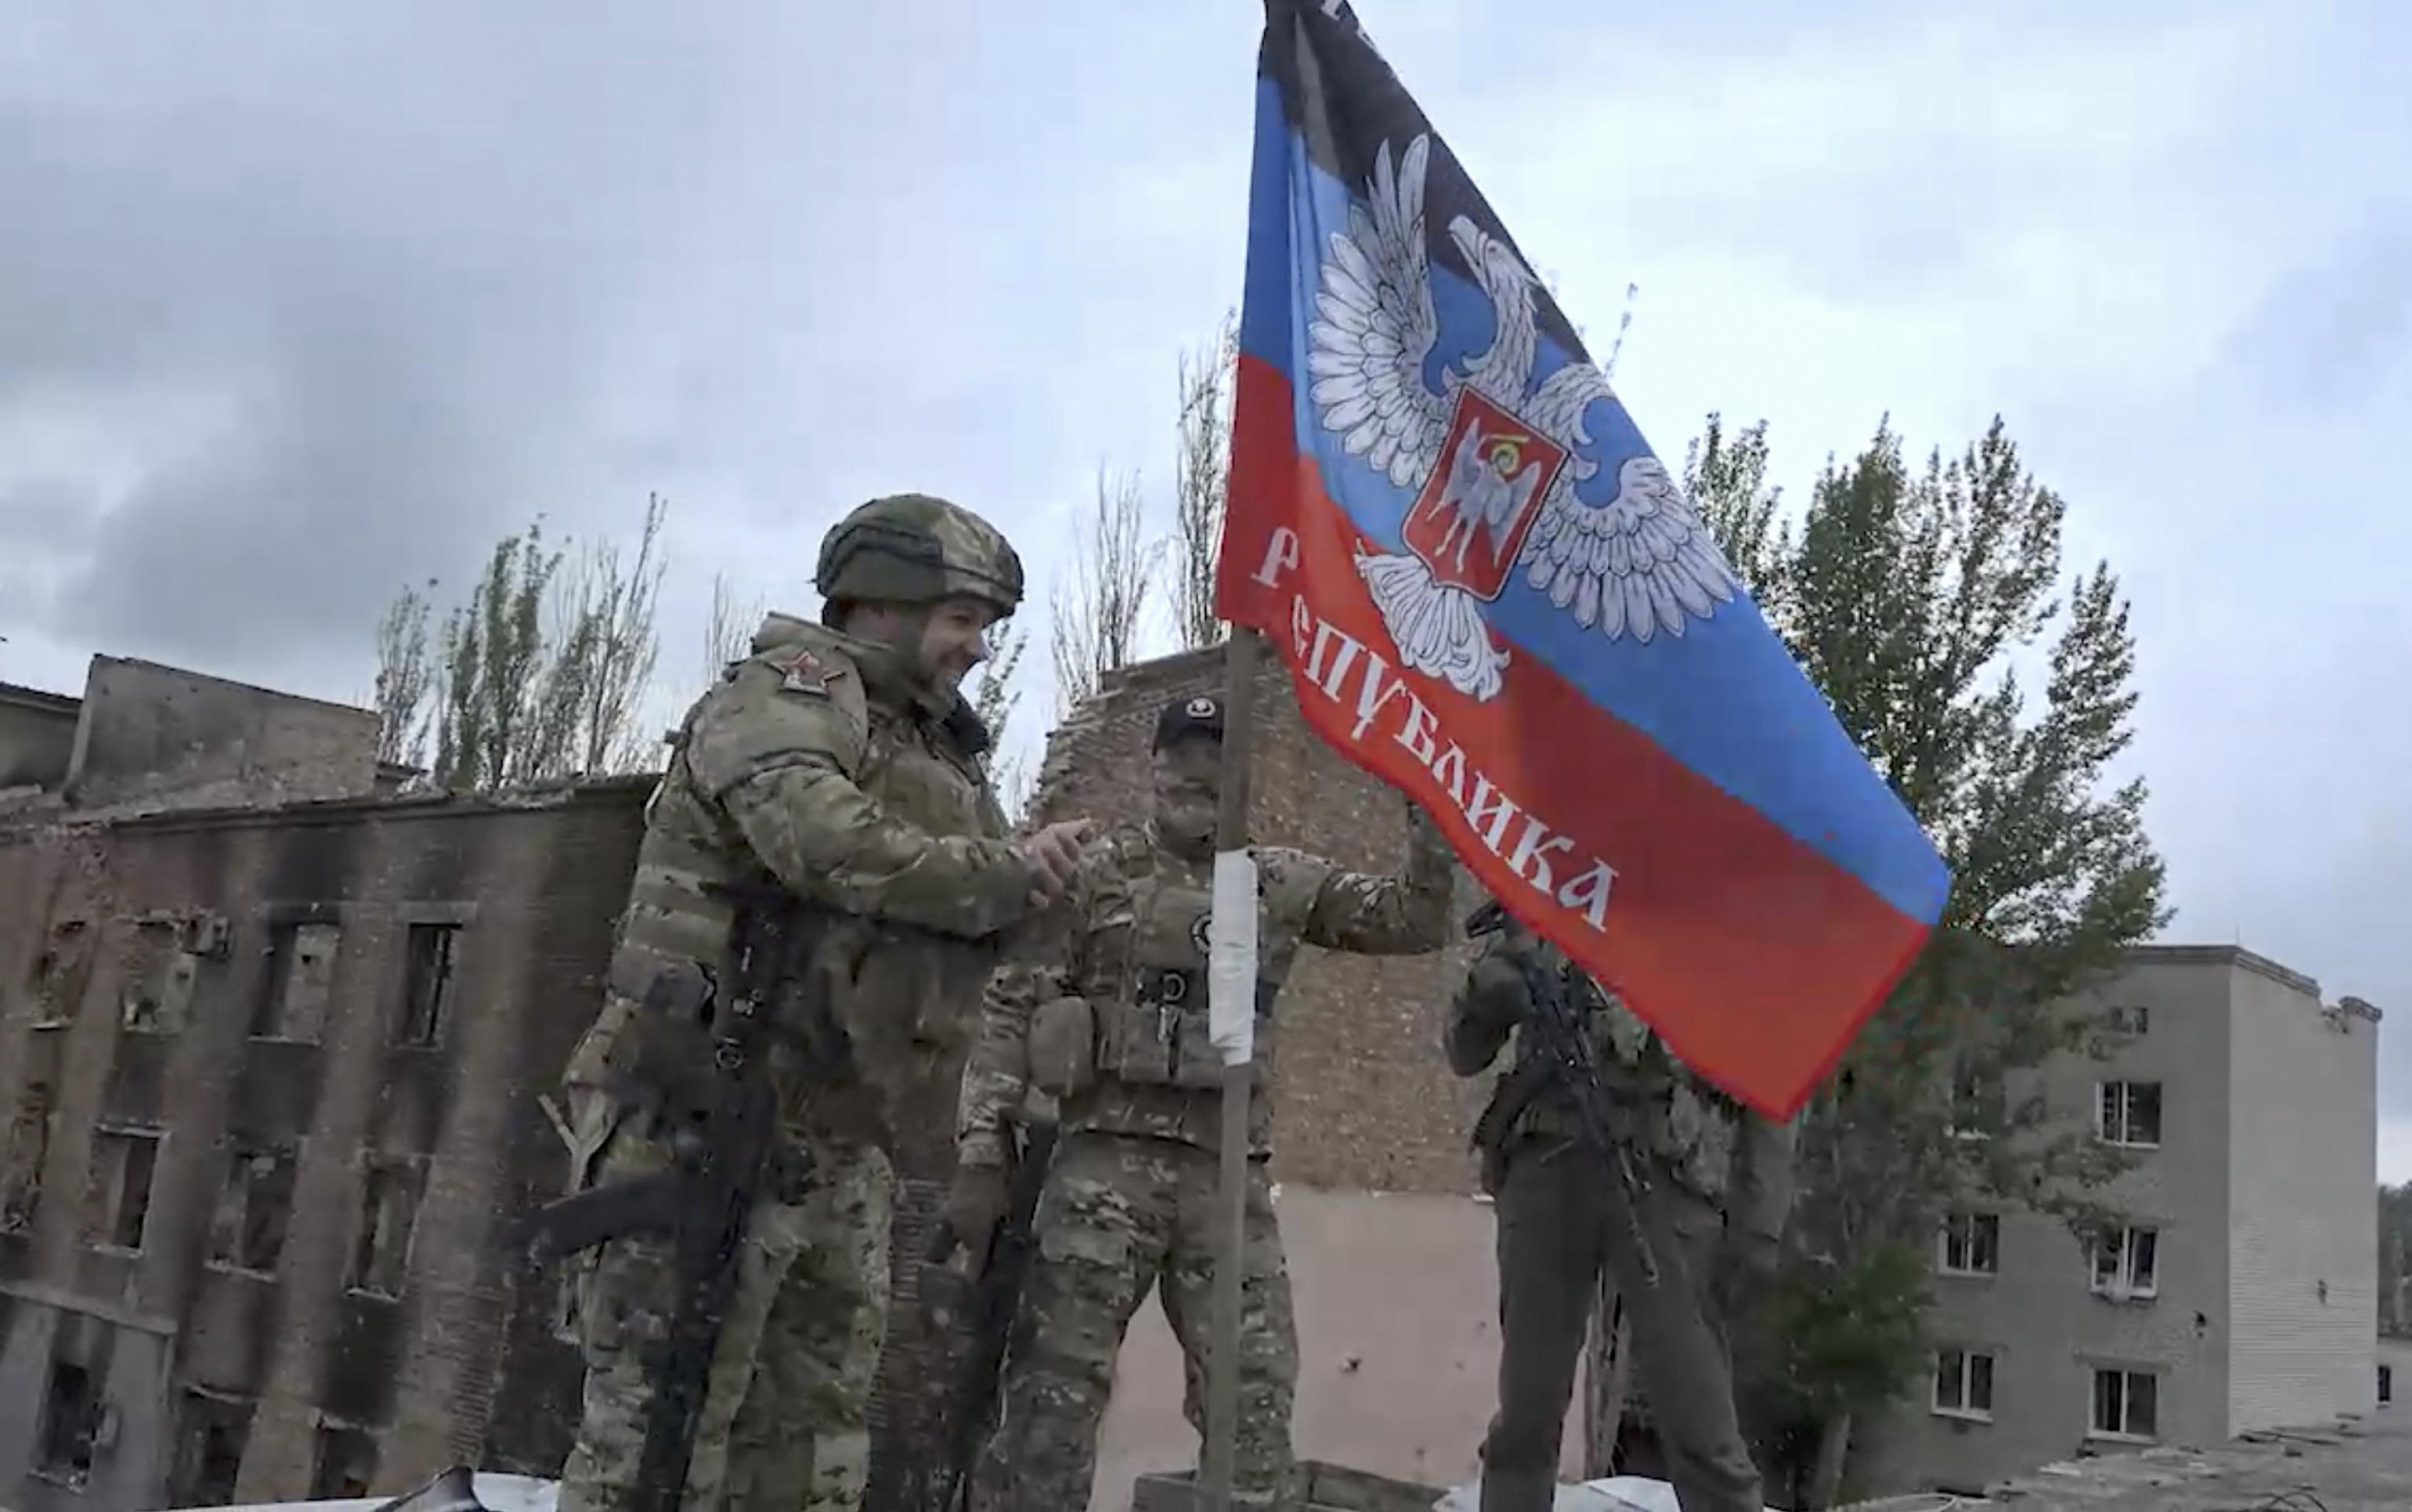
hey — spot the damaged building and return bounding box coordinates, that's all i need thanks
[0,658,643,1511]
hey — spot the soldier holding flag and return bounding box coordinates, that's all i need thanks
[948,691,1454,1511]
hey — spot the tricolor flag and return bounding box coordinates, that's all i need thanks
[1215,0,1953,1119]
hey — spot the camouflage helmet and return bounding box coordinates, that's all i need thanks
[814,493,1025,615]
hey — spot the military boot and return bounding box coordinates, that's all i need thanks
[1476,1465,1559,1512]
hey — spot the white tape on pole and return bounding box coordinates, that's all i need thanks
[1207,848,1260,1065]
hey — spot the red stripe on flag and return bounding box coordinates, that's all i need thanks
[1217,353,1927,1118]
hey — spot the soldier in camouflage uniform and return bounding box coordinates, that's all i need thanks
[554,493,1093,1512]
[1448,907,1796,1512]
[951,692,1456,1512]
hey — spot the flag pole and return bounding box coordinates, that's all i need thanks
[1201,624,1260,1512]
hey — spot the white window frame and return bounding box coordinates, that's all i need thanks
[2089,1224,2160,1300]
[2097,1079,2162,1149]
[1931,1346,1997,1421]
[1938,1212,2001,1276]
[2089,1367,2159,1441]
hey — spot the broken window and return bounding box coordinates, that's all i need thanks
[309,1423,380,1500]
[35,1318,114,1487]
[170,1388,254,1508]
[253,922,341,1042]
[2,1080,53,1234]
[209,1145,299,1275]
[347,1158,425,1298]
[86,1127,163,1253]
[30,919,92,1027]
[121,919,199,1034]
[396,923,459,1048]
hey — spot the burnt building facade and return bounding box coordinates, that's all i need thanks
[0,658,644,1511]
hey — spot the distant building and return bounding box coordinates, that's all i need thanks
[1861,948,2381,1494]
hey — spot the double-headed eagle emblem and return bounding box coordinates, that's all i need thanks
[1305,134,1741,703]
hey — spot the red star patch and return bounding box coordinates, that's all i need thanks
[776,647,837,695]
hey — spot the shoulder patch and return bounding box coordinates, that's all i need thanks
[773,645,848,698]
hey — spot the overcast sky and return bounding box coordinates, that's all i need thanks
[2,3,2403,1174]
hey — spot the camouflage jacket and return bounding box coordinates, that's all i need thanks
[563,611,1038,1177]
[957,810,1454,1163]
[1446,929,1796,1237]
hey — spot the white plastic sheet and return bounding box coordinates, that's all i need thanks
[1435,1476,1782,1512]
[171,1474,560,1512]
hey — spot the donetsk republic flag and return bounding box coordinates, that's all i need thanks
[1213,0,1953,1119]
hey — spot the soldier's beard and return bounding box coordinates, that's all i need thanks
[922,651,975,698]
[1154,794,1215,856]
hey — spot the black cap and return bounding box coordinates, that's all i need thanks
[1153,692,1225,751]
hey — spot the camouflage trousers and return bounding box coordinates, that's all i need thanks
[557,1121,895,1512]
[971,1130,1298,1512]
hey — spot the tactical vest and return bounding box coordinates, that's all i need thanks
[564,639,1009,1180]
[1062,829,1320,1155]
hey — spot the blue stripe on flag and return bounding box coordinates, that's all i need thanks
[1238,75,1948,924]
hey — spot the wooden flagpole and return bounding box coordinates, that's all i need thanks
[1200,624,1261,1512]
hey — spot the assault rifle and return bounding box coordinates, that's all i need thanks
[1464,900,1659,1285]
[923,1116,1061,1512]
[525,900,809,1512]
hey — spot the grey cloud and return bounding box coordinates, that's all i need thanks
[0,3,777,680]
[2210,207,2412,415]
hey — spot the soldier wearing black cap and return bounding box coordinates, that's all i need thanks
[950,691,1458,1510]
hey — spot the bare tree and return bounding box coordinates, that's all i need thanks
[1599,282,1639,381]
[373,581,438,770]
[1171,310,1239,651]
[1050,466,1160,714]
[703,572,767,686]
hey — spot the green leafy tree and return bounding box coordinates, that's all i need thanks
[373,497,671,792]
[432,519,568,791]
[1690,413,2167,1506]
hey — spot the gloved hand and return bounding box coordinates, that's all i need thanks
[1712,1226,1782,1324]
[930,1160,1010,1265]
